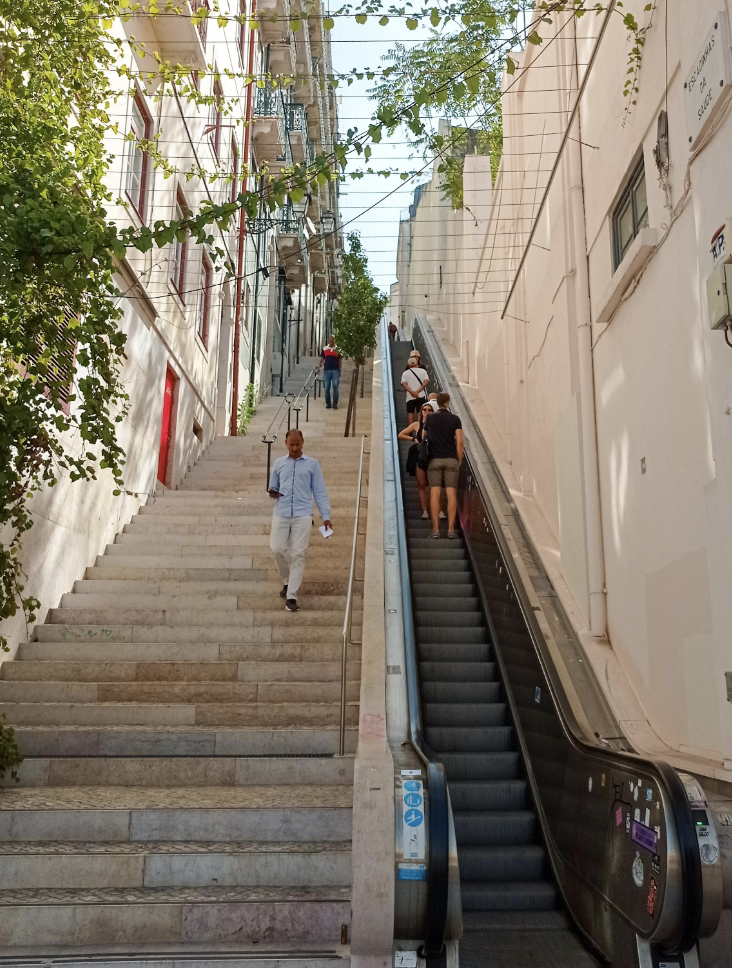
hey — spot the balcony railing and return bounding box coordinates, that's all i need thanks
[255,84,285,118]
[278,206,300,234]
[306,139,317,166]
[286,102,307,134]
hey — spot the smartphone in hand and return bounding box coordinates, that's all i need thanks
[268,489,282,498]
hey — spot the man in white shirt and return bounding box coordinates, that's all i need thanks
[401,357,430,419]
[268,429,332,612]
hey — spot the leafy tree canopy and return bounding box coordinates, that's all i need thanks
[333,233,388,366]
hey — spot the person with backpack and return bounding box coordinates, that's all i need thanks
[400,356,430,420]
[398,402,434,518]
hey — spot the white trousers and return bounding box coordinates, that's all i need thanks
[269,514,312,599]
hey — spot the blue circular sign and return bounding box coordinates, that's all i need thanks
[404,793,423,808]
[403,780,421,792]
[404,809,424,827]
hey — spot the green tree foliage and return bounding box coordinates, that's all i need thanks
[0,0,129,654]
[333,234,388,366]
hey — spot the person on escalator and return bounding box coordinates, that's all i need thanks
[426,392,463,539]
[401,356,430,420]
[398,403,433,518]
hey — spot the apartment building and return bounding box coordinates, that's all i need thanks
[393,0,732,785]
[0,0,342,657]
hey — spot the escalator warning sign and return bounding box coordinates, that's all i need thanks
[402,778,426,860]
[651,955,686,967]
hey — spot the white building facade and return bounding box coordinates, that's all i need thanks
[393,0,732,783]
[1,0,342,657]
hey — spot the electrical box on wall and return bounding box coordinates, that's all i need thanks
[706,262,732,329]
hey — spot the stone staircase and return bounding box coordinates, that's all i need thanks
[0,359,372,963]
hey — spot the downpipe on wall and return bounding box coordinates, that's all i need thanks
[567,75,607,638]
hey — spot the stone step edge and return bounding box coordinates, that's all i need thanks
[0,885,352,905]
[0,841,352,855]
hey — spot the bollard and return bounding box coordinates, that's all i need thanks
[287,404,291,433]
[295,406,301,430]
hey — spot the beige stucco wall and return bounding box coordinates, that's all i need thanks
[393,0,732,779]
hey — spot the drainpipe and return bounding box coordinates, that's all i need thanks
[230,0,257,436]
[567,25,607,637]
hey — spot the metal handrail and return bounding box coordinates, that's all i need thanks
[381,316,452,962]
[338,433,366,756]
[261,366,318,486]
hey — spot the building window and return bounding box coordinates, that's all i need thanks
[612,158,649,269]
[197,253,213,346]
[125,92,152,219]
[171,190,189,301]
[210,78,223,159]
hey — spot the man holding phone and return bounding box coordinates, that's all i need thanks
[268,429,332,612]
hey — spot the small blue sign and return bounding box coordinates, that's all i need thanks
[646,788,653,801]
[404,809,424,827]
[398,864,427,881]
[403,780,421,792]
[403,793,423,808]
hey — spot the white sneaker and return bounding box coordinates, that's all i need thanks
[421,511,429,520]
[439,511,446,519]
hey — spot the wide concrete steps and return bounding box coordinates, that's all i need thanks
[0,840,352,889]
[6,755,354,788]
[12,726,358,757]
[2,659,361,683]
[0,359,371,956]
[0,885,351,947]
[0,947,348,968]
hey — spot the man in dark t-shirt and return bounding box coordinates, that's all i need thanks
[319,335,342,409]
[426,392,463,538]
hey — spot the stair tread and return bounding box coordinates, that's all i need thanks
[0,885,352,905]
[0,841,351,855]
[0,786,353,811]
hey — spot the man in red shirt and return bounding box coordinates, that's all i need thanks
[319,335,342,409]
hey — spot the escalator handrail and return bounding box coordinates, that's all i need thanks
[412,320,704,954]
[381,317,450,959]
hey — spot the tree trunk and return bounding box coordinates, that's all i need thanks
[344,365,358,438]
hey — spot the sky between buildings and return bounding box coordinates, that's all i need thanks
[329,15,434,295]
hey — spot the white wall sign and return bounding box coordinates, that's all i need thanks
[684,13,732,148]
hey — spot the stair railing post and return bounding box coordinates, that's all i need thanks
[306,388,310,422]
[264,438,273,490]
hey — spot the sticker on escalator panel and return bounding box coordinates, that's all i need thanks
[646,787,653,801]
[626,814,631,833]
[588,776,593,792]
[647,876,658,916]
[632,851,645,887]
[645,807,651,827]
[615,805,623,826]
[632,821,658,853]
[398,863,427,881]
[652,854,661,874]
[395,950,418,967]
[700,842,719,865]
[402,779,425,861]
[634,807,641,822]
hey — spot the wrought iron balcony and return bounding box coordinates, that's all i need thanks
[286,102,307,164]
[255,84,285,118]
[286,102,307,134]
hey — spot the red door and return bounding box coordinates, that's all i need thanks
[157,368,175,484]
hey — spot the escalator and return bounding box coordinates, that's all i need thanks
[385,333,724,968]
[390,341,599,966]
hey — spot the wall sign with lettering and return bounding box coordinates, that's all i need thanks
[684,13,732,148]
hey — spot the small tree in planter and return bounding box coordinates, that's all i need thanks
[333,233,387,436]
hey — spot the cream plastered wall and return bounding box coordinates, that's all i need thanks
[394,0,732,775]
